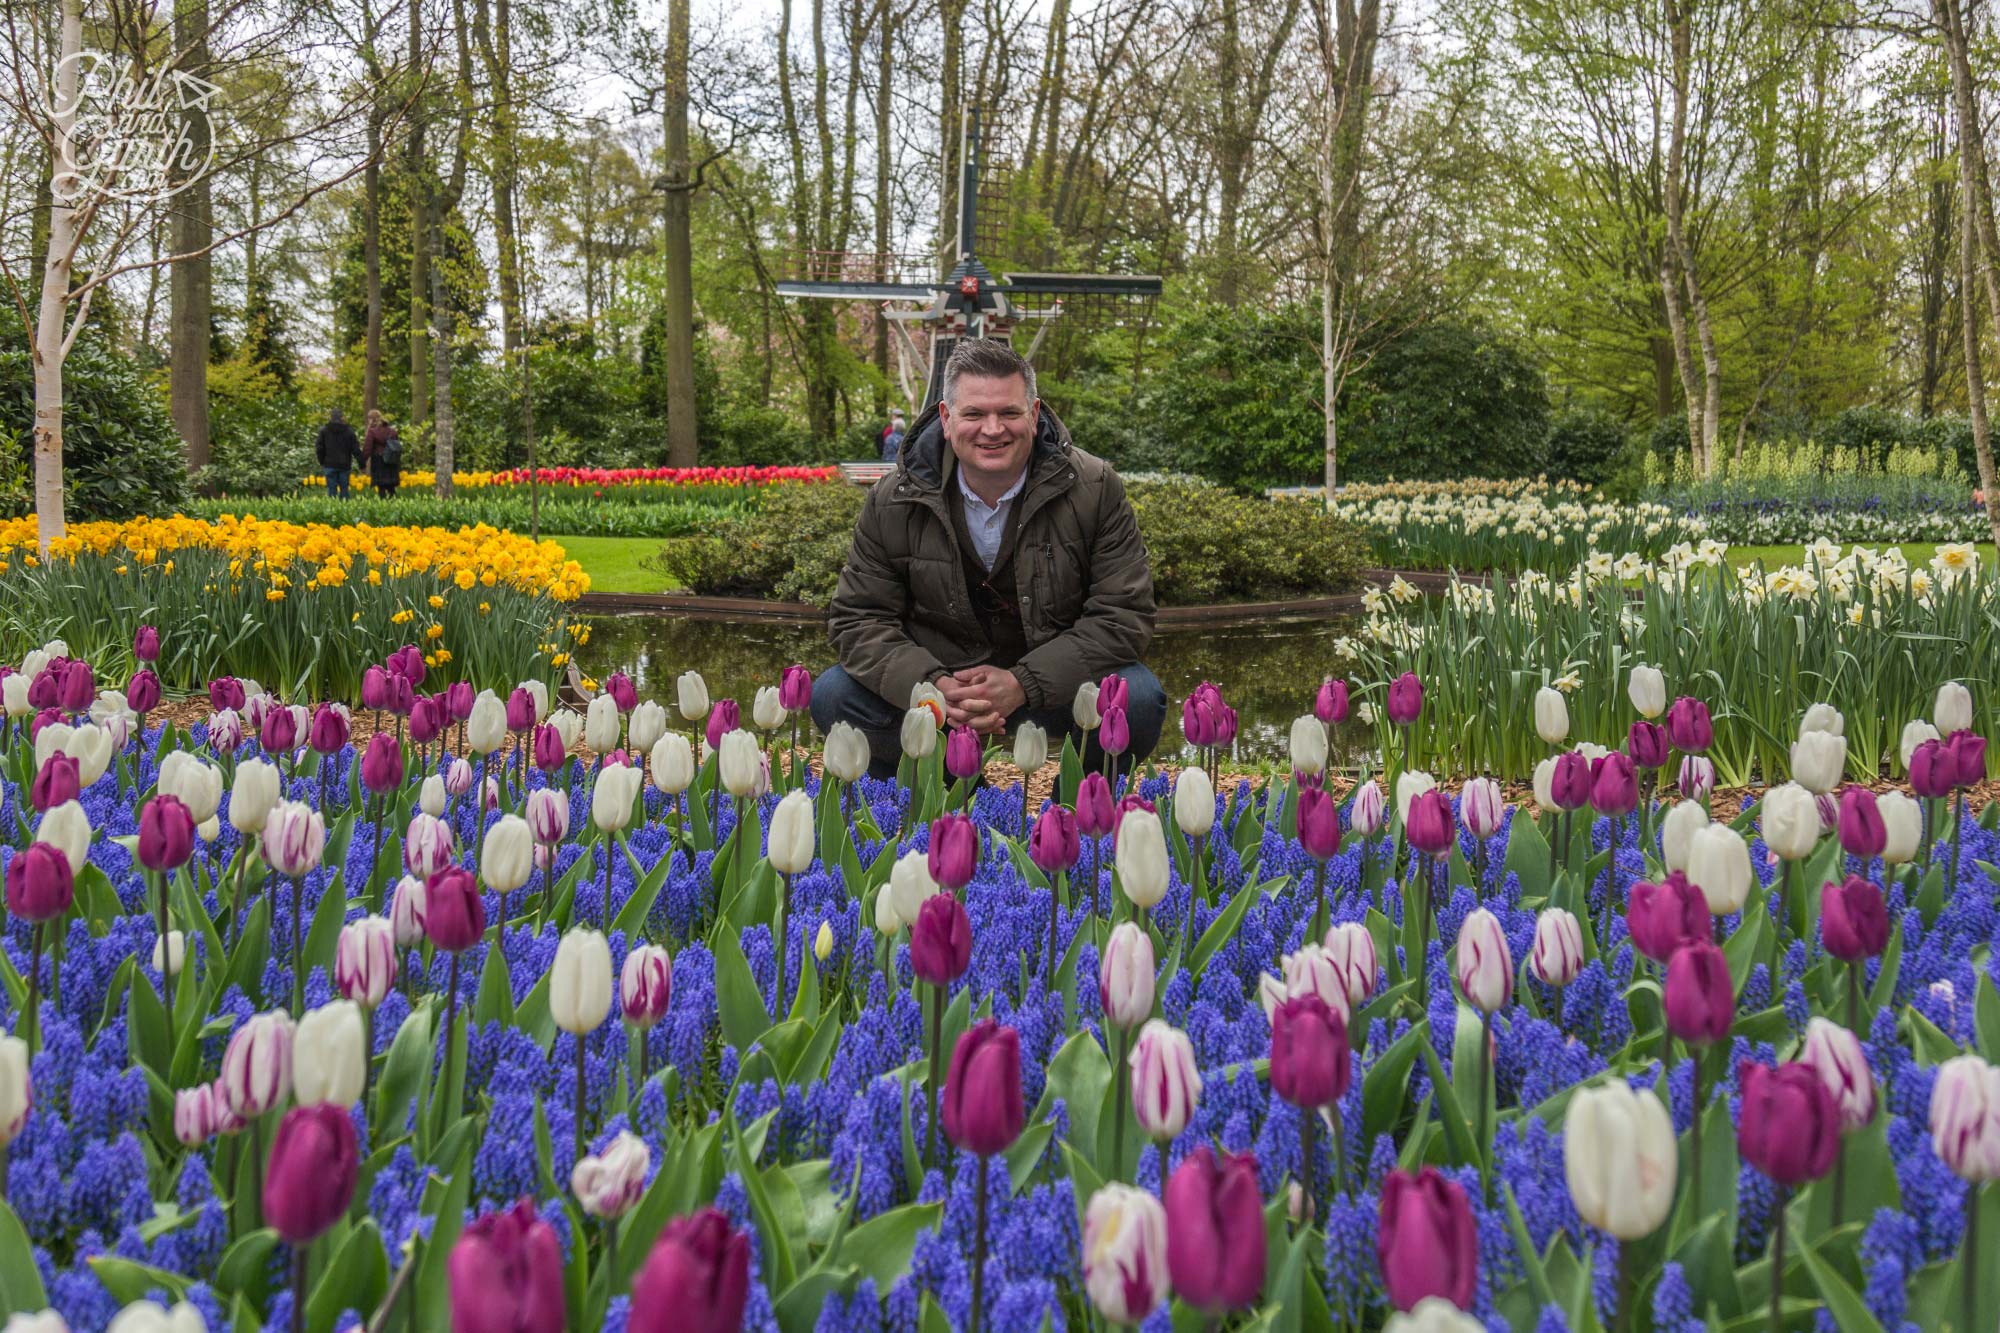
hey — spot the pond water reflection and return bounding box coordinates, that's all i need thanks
[583,611,1365,765]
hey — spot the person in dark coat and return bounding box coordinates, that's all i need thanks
[315,408,359,498]
[811,339,1163,779]
[360,410,401,496]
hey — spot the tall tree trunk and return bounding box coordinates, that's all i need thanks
[430,0,474,495]
[1938,0,2000,547]
[364,111,384,417]
[1317,0,1377,498]
[1216,0,1244,307]
[873,0,894,413]
[939,0,967,270]
[1032,0,1067,203]
[1961,181,2000,550]
[408,0,430,426]
[33,0,85,552]
[1660,0,1707,474]
[476,0,523,356]
[1918,89,1953,419]
[170,0,213,469]
[661,0,698,465]
[778,0,835,438]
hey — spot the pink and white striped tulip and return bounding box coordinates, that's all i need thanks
[335,917,398,1009]
[220,1010,294,1119]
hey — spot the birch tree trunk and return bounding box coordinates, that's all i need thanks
[1937,0,2000,549]
[170,0,213,469]
[32,0,85,554]
[1961,185,2000,551]
[661,0,698,464]
[1660,0,1709,474]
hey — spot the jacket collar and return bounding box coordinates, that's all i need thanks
[894,400,1073,495]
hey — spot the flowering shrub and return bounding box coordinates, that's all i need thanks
[0,516,586,698]
[0,648,1991,1331]
[305,465,842,490]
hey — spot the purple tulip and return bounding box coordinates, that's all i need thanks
[606,672,638,713]
[1405,789,1454,857]
[125,669,161,715]
[1550,752,1593,810]
[1738,1060,1842,1186]
[1182,688,1221,747]
[909,893,972,986]
[533,722,567,773]
[942,1019,1024,1156]
[1376,1168,1478,1312]
[1029,806,1080,873]
[945,726,982,781]
[1836,788,1885,859]
[1665,697,1713,753]
[137,794,196,872]
[1111,792,1156,836]
[1626,873,1708,963]
[705,699,739,753]
[1948,729,1987,787]
[449,1199,568,1333]
[387,673,415,716]
[361,666,392,711]
[1099,705,1130,756]
[1269,992,1350,1109]
[1297,785,1341,861]
[360,732,404,794]
[629,1208,752,1333]
[1076,773,1116,838]
[1589,751,1638,818]
[423,867,486,952]
[1679,754,1715,801]
[1821,875,1890,961]
[5,841,74,922]
[1386,672,1424,726]
[133,624,161,662]
[1315,678,1349,726]
[57,661,94,713]
[29,754,79,812]
[1098,673,1130,713]
[1663,941,1734,1046]
[409,697,444,746]
[1627,720,1669,770]
[309,704,349,755]
[26,667,59,711]
[29,708,60,739]
[446,680,475,721]
[390,644,427,686]
[779,664,813,712]
[263,1103,359,1244]
[927,813,978,891]
[259,705,297,755]
[1910,738,1955,799]
[1164,1146,1266,1313]
[505,688,537,732]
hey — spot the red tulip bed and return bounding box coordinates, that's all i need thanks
[1,639,1997,1333]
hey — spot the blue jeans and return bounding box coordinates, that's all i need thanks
[324,468,350,497]
[810,662,1168,780]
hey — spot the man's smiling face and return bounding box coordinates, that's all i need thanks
[939,372,1038,494]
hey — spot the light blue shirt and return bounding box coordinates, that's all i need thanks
[955,463,1026,571]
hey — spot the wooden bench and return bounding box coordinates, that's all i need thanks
[838,461,895,487]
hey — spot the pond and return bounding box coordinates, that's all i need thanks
[582,610,1366,766]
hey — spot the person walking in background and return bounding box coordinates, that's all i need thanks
[879,409,907,463]
[315,407,359,497]
[361,409,403,497]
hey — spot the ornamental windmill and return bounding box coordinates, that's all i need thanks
[775,108,1162,412]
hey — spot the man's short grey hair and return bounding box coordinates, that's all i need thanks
[942,339,1036,407]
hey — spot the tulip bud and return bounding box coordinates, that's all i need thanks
[1386,672,1423,725]
[676,670,711,721]
[751,685,786,733]
[592,761,643,833]
[823,723,870,783]
[1800,1016,1874,1131]
[466,690,507,755]
[1281,945,1349,1020]
[1296,786,1341,860]
[1376,1168,1478,1313]
[909,893,972,986]
[717,729,760,798]
[1663,942,1733,1046]
[1627,665,1666,719]
[1530,908,1583,987]
[766,790,816,876]
[174,1082,223,1147]
[223,757,279,836]
[621,945,673,1028]
[777,664,813,712]
[1563,1080,1677,1239]
[258,702,298,755]
[1073,681,1101,730]
[390,875,428,948]
[704,699,740,753]
[1075,772,1116,838]
[1877,790,1921,865]
[1901,718,1943,771]
[1098,705,1130,757]
[1949,728,1987,787]
[137,794,196,872]
[449,1200,569,1333]
[581,693,619,756]
[483,815,534,894]
[1665,696,1712,752]
[811,919,834,962]
[1460,776,1504,840]
[1454,908,1513,1012]
[504,688,535,734]
[359,732,404,794]
[1320,922,1378,1007]
[1349,780,1385,837]
[1936,681,1975,734]
[1290,715,1329,777]
[35,799,92,875]
[1589,751,1637,817]
[0,674,27,720]
[1316,678,1350,725]
[1738,1060,1842,1186]
[423,867,486,952]
[1083,1184,1170,1326]
[1405,789,1454,858]
[1760,782,1821,860]
[628,700,668,756]
[26,753,77,814]
[1029,805,1080,874]
[872,888,902,935]
[629,1208,751,1333]
[573,1130,651,1219]
[1627,720,1669,770]
[927,812,978,890]
[335,917,397,1009]
[551,928,614,1035]
[1269,993,1350,1109]
[1626,873,1708,963]
[1394,769,1436,824]
[524,790,569,849]
[1684,823,1750,915]
[1910,737,1956,798]
[1174,764,1216,837]
[105,1302,207,1333]
[887,849,940,929]
[942,1019,1024,1155]
[221,1010,294,1119]
[1678,754,1714,801]
[1533,686,1569,746]
[944,725,982,780]
[1115,807,1170,907]
[0,1036,24,1152]
[1099,922,1156,1030]
[402,811,456,879]
[152,930,185,978]
[1657,798,1706,872]
[1789,730,1846,794]
[1164,1146,1265,1314]
[1002,721,1048,776]
[649,732,696,795]
[4,842,73,922]
[292,1001,367,1108]
[1929,1054,2000,1182]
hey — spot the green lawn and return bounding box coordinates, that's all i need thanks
[549,535,681,594]
[1726,543,1944,569]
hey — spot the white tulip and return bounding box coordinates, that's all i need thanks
[1685,823,1751,914]
[1530,908,1584,988]
[571,1129,652,1220]
[517,678,551,725]
[752,685,787,732]
[1072,680,1101,730]
[1384,1298,1485,1333]
[1320,922,1379,1007]
[1174,764,1215,837]
[1012,721,1048,774]
[35,799,92,874]
[0,1036,26,1147]
[1799,703,1845,737]
[1532,757,1558,811]
[1115,808,1170,908]
[466,690,507,755]
[650,732,696,795]
[900,707,937,760]
[1289,715,1328,776]
[887,849,939,926]
[1878,790,1922,865]
[1534,686,1569,746]
[591,762,643,833]
[1760,782,1822,860]
[157,752,223,825]
[105,1301,208,1333]
[1,674,29,718]
[768,790,816,874]
[419,773,447,818]
[152,930,185,978]
[676,671,710,721]
[1659,799,1708,872]
[1394,769,1436,825]
[1901,719,1942,770]
[823,722,871,783]
[482,815,535,893]
[552,928,614,1034]
[873,888,903,935]
[2,1310,71,1333]
[628,700,669,755]
[1936,681,1975,735]
[718,729,761,798]
[1627,666,1666,719]
[1564,1080,1677,1239]
[1789,731,1847,794]
[63,724,113,788]
[227,757,282,834]
[293,1001,368,1109]
[548,708,584,752]
[584,693,622,755]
